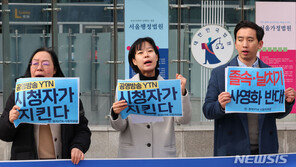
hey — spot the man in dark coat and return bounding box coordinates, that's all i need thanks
[203,20,296,156]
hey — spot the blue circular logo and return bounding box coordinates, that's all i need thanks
[191,25,234,69]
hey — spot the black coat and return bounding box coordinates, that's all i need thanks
[0,92,91,160]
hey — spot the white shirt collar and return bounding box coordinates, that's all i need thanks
[237,57,259,68]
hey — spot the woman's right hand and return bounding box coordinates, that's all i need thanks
[112,100,128,114]
[9,105,20,124]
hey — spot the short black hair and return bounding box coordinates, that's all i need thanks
[23,47,65,77]
[128,37,159,73]
[234,20,264,42]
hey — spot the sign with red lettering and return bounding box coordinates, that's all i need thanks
[226,67,285,113]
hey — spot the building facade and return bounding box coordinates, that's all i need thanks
[0,0,296,159]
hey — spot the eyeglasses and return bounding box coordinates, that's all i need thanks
[30,61,51,69]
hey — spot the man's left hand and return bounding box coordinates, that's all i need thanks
[285,87,296,103]
[71,148,84,165]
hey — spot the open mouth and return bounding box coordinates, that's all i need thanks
[35,75,45,77]
[242,51,249,54]
[144,60,152,64]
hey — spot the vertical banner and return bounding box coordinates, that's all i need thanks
[125,0,169,79]
[256,2,296,113]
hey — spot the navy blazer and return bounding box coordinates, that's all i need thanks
[203,55,294,156]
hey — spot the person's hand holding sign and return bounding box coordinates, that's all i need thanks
[113,100,128,114]
[285,87,296,103]
[176,73,187,96]
[71,148,85,165]
[218,92,231,110]
[9,105,20,124]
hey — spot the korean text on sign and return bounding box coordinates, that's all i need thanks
[225,67,285,113]
[14,77,79,127]
[117,79,182,119]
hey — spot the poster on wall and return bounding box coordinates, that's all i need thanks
[191,25,234,69]
[256,2,296,113]
[125,0,169,79]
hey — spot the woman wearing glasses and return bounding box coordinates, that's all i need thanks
[0,48,91,164]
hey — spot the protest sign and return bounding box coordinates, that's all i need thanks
[14,77,79,127]
[225,67,285,113]
[117,79,182,119]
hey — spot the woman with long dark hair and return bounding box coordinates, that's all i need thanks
[0,48,91,164]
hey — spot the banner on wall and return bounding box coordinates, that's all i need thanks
[0,153,296,167]
[117,79,182,119]
[256,1,296,113]
[125,0,169,79]
[14,77,79,127]
[225,67,285,114]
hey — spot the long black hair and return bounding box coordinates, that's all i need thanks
[23,47,65,77]
[128,37,159,73]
